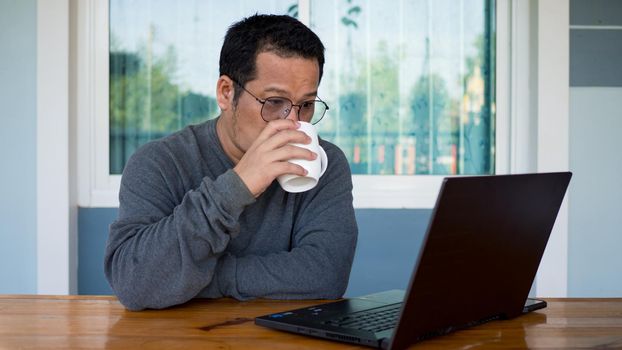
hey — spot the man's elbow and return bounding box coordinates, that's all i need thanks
[116,293,147,311]
[317,268,350,299]
[105,261,157,311]
[106,273,149,311]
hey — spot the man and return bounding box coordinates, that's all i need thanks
[105,14,358,311]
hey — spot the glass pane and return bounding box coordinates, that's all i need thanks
[311,0,495,175]
[109,0,297,174]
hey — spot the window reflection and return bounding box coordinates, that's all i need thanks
[109,0,495,176]
[109,0,295,174]
[312,0,495,175]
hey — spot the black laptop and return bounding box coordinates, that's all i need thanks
[255,172,572,349]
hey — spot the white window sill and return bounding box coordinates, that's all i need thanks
[79,174,444,209]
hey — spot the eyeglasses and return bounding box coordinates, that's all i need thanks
[233,80,329,125]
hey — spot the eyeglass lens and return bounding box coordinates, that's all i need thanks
[262,97,327,124]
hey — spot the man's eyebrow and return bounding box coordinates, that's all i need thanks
[263,87,318,99]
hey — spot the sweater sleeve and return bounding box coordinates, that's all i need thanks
[104,141,255,311]
[215,143,359,300]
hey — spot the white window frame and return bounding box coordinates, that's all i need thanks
[76,0,120,208]
[38,0,76,294]
[77,0,510,209]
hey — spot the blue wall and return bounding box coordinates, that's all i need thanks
[568,0,622,296]
[78,208,431,296]
[78,209,117,295]
[0,0,38,294]
[569,89,622,296]
[346,209,430,296]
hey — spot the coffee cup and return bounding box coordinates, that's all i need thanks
[277,121,328,193]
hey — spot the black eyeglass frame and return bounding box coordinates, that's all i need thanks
[231,79,329,125]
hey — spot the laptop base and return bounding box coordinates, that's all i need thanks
[255,291,547,349]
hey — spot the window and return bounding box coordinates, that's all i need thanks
[77,0,499,208]
[109,0,296,174]
[109,0,495,176]
[312,0,495,175]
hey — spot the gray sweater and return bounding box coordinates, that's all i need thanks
[104,118,358,310]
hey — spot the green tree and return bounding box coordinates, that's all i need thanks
[408,73,451,174]
[109,42,217,174]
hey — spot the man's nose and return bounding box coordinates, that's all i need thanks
[284,105,300,122]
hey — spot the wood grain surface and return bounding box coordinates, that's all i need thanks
[1,295,621,349]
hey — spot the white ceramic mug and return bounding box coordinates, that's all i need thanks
[277,122,328,193]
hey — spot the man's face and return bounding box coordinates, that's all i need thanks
[218,51,320,163]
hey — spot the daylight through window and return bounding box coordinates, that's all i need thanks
[109,0,495,176]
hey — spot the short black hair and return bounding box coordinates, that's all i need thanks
[219,14,325,102]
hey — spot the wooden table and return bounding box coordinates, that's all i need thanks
[1,295,621,349]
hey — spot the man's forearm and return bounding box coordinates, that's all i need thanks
[214,188,358,300]
[216,238,356,300]
[105,170,255,310]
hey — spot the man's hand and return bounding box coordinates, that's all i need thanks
[234,120,317,198]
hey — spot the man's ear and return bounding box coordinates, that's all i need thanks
[216,75,235,111]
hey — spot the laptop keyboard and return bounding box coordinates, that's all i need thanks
[323,303,401,333]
